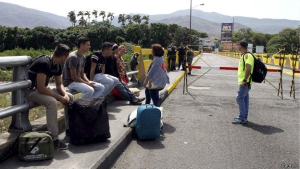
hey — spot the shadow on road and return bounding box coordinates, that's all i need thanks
[242,121,284,135]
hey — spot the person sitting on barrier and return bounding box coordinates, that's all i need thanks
[177,42,187,70]
[116,44,129,83]
[143,43,170,107]
[186,45,194,75]
[105,43,145,105]
[62,36,105,99]
[232,40,254,124]
[85,42,119,98]
[28,43,73,150]
[167,43,177,71]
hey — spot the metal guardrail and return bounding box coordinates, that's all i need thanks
[0,56,140,133]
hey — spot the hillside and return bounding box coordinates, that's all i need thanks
[1,2,299,37]
[0,2,70,29]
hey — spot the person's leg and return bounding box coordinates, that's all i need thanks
[171,58,176,70]
[94,73,114,97]
[168,56,171,69]
[67,82,95,99]
[114,81,136,101]
[145,88,151,104]
[91,82,105,98]
[149,89,160,107]
[244,86,251,120]
[28,90,59,141]
[178,56,183,70]
[235,85,249,122]
[50,89,74,132]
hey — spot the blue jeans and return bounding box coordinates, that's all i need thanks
[68,81,104,99]
[114,81,136,101]
[145,88,160,107]
[236,84,251,121]
[94,73,119,97]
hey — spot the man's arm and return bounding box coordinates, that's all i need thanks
[70,67,89,84]
[36,73,66,103]
[55,75,70,104]
[89,62,97,81]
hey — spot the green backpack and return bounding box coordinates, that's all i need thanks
[18,131,54,161]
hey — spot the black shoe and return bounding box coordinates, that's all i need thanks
[65,129,70,136]
[130,97,145,105]
[54,140,68,150]
[187,72,191,75]
[181,68,186,71]
[135,97,145,102]
[129,101,142,105]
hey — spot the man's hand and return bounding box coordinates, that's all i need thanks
[88,81,96,88]
[58,95,69,105]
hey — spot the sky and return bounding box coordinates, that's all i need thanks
[1,0,300,21]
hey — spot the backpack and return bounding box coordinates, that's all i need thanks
[84,54,92,77]
[243,52,267,83]
[28,55,51,89]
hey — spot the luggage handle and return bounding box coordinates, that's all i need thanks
[145,104,154,108]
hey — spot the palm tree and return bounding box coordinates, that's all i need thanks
[92,10,98,23]
[126,14,133,25]
[132,14,141,24]
[142,15,149,25]
[107,12,114,24]
[67,11,77,27]
[118,14,126,27]
[99,11,106,22]
[77,11,85,26]
[84,11,91,24]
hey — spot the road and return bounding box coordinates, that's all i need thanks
[111,53,300,169]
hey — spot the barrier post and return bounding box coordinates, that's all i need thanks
[9,64,32,132]
[290,45,299,99]
[277,47,285,99]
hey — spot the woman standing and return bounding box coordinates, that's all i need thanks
[143,44,170,107]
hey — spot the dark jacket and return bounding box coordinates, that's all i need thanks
[105,56,120,78]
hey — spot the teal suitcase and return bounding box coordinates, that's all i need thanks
[136,104,161,140]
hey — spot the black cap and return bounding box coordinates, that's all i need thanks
[239,41,248,49]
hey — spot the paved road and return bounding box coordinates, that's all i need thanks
[111,53,300,169]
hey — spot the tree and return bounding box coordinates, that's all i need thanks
[77,11,86,26]
[132,14,142,24]
[107,12,114,25]
[118,14,126,27]
[85,11,91,24]
[67,11,77,27]
[92,10,98,23]
[232,28,254,43]
[142,15,149,25]
[126,15,133,25]
[100,11,106,22]
[266,28,298,54]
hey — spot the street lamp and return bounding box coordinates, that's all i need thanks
[189,1,204,46]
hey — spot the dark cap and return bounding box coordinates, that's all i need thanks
[112,44,118,51]
[239,41,248,49]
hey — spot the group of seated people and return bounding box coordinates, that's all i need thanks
[27,37,145,150]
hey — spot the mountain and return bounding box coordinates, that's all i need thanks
[1,2,299,38]
[0,2,70,29]
[150,9,299,35]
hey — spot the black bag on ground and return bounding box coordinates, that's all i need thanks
[68,98,111,145]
